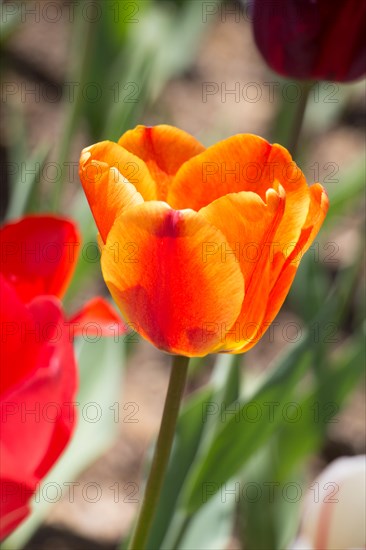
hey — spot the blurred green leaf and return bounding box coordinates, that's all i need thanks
[181,338,312,514]
[211,354,242,406]
[276,333,365,480]
[289,212,364,325]
[81,0,151,139]
[104,0,217,140]
[3,103,50,220]
[62,193,101,308]
[6,146,49,221]
[325,157,365,223]
[237,444,302,550]
[288,254,329,323]
[0,4,21,46]
[199,354,242,449]
[52,4,95,210]
[237,332,365,550]
[177,491,235,550]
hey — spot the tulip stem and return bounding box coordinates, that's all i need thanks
[272,80,313,157]
[288,81,313,156]
[127,354,190,550]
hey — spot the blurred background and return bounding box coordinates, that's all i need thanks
[0,0,365,549]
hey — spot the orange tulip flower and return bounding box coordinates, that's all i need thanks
[79,125,328,357]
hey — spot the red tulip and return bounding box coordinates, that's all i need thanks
[0,215,125,539]
[253,0,366,82]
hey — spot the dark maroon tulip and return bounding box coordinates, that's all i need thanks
[252,0,366,82]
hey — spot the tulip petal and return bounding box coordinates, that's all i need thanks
[200,188,286,351]
[1,296,77,475]
[168,134,272,210]
[0,295,77,537]
[267,143,311,249]
[24,297,77,476]
[69,296,128,337]
[301,183,330,254]
[0,216,80,303]
[101,202,244,356]
[265,184,329,319]
[118,125,205,201]
[237,183,329,353]
[79,141,152,243]
[0,480,31,539]
[0,276,38,396]
[168,135,311,247]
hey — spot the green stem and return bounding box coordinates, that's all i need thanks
[162,353,242,550]
[287,81,313,156]
[272,80,314,157]
[127,355,190,550]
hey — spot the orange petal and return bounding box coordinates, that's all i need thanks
[101,202,244,356]
[268,143,311,249]
[118,125,205,201]
[168,135,311,249]
[200,188,286,351]
[79,141,154,242]
[237,183,329,353]
[301,183,330,254]
[168,134,273,210]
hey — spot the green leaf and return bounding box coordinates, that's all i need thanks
[288,252,330,323]
[237,333,365,550]
[276,333,365,480]
[6,147,49,220]
[0,5,21,45]
[325,157,365,223]
[177,492,235,550]
[62,194,102,308]
[181,336,312,514]
[103,0,217,141]
[3,104,48,220]
[211,354,242,406]
[237,445,302,550]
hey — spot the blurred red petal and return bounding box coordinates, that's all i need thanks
[0,215,80,303]
[69,296,128,337]
[0,480,31,540]
[0,294,77,539]
[0,275,39,396]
